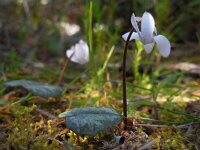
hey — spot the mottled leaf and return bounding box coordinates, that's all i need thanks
[63,107,122,136]
[59,111,68,118]
[5,80,63,98]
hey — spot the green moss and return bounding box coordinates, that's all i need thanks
[150,128,194,149]
[0,105,68,149]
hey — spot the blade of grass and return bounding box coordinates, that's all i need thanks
[62,68,90,94]
[88,0,97,76]
[138,117,178,124]
[108,80,152,91]
[97,46,115,77]
[138,103,200,122]
[159,106,200,120]
[11,93,33,105]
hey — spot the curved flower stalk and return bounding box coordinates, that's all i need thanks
[66,40,89,65]
[121,12,171,129]
[122,12,171,57]
[57,40,89,86]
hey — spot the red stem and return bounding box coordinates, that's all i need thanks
[57,58,71,86]
[123,28,134,130]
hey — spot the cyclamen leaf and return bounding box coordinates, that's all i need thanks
[59,111,69,118]
[5,80,63,98]
[62,107,122,136]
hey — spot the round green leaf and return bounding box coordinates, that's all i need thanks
[64,107,122,136]
[5,80,63,98]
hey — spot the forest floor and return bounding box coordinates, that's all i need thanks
[1,43,200,150]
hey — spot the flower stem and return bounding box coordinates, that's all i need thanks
[123,28,134,129]
[153,100,159,120]
[152,85,159,120]
[57,58,71,86]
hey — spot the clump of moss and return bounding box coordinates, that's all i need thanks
[29,135,66,150]
[1,105,68,150]
[150,127,194,149]
[5,105,36,149]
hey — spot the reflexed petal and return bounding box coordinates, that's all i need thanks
[154,35,171,57]
[66,40,89,64]
[135,17,142,22]
[141,12,155,44]
[79,40,89,55]
[79,40,86,45]
[70,44,81,64]
[122,32,141,41]
[131,13,142,40]
[73,40,89,64]
[144,43,154,54]
[78,40,89,63]
[66,47,75,58]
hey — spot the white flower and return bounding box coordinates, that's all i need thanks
[122,12,171,57]
[66,40,89,64]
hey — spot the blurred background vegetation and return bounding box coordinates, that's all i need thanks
[0,0,200,78]
[0,1,200,149]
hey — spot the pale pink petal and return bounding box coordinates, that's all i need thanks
[66,41,89,64]
[78,40,89,63]
[135,17,142,22]
[79,40,85,44]
[66,46,75,58]
[154,35,171,57]
[69,46,80,63]
[144,43,154,54]
[141,12,155,44]
[72,40,89,64]
[122,32,141,41]
[131,13,143,40]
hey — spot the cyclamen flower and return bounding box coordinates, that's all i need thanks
[122,12,171,57]
[66,40,89,64]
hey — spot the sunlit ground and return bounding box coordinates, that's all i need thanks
[0,0,200,149]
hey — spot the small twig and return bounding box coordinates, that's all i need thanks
[135,122,200,129]
[138,140,156,150]
[36,108,58,120]
[134,123,168,128]
[177,122,199,129]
